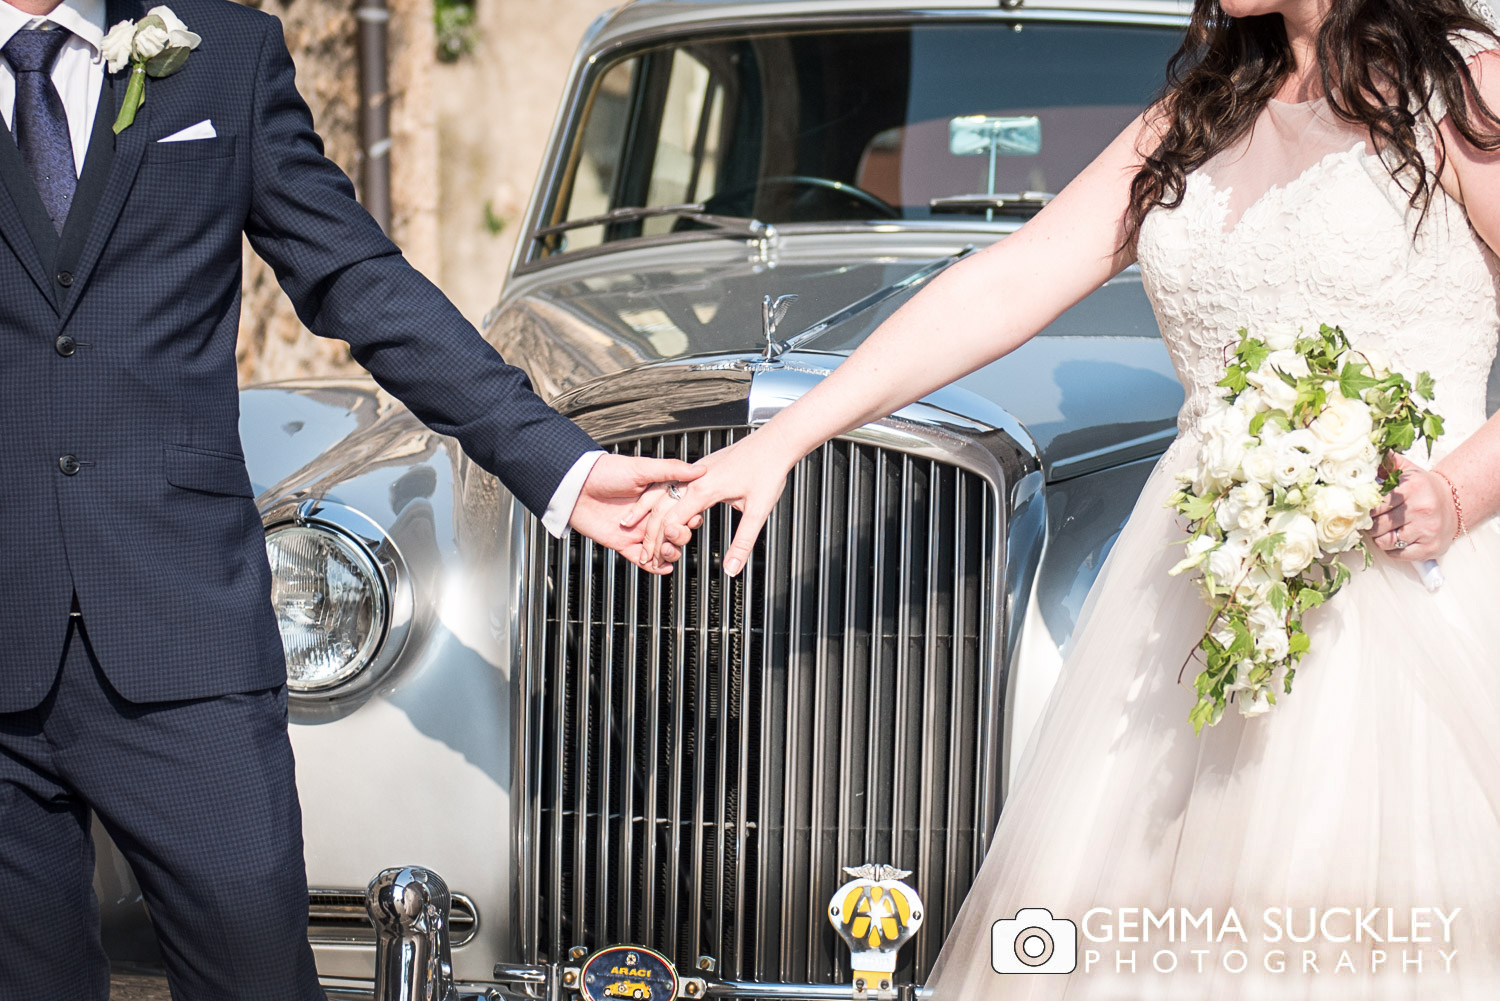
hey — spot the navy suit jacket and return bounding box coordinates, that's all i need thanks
[0,0,597,710]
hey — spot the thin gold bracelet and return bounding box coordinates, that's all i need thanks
[1434,468,1466,541]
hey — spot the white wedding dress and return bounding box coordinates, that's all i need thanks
[926,37,1500,1001]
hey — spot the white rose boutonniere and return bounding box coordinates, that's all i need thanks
[105,6,202,135]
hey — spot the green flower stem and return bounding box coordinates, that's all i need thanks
[114,64,146,135]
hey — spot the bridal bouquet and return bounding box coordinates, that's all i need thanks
[1167,324,1444,733]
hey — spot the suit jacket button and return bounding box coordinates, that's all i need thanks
[55,335,76,357]
[56,271,73,287]
[58,454,81,476]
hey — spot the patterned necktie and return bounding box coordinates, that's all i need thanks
[3,26,74,234]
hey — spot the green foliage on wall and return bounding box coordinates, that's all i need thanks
[435,0,476,62]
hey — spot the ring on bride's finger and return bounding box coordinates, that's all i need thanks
[1394,532,1408,550]
[667,481,683,500]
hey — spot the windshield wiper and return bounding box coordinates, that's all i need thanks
[533,203,776,243]
[929,191,1056,217]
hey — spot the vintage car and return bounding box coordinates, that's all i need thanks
[100,0,1206,997]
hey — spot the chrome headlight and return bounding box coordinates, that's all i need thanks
[267,523,388,692]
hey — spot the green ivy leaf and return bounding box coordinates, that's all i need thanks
[1296,589,1325,614]
[1337,361,1379,400]
[1251,532,1286,561]
[1238,339,1270,371]
[1180,492,1217,521]
[1385,421,1416,452]
[1219,365,1248,393]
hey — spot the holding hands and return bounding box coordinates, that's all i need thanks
[622,431,799,577]
[567,453,705,573]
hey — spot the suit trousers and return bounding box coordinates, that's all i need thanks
[0,612,324,1000]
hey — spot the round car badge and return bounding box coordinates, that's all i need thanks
[579,945,680,1001]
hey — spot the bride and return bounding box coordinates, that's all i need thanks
[632,0,1500,997]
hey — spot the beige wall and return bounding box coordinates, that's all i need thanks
[234,0,617,385]
[434,0,617,323]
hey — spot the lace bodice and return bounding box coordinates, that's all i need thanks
[1136,67,1500,461]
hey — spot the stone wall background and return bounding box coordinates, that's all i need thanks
[234,0,615,385]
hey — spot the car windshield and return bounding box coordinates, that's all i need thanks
[536,20,1183,258]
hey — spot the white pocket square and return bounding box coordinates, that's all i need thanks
[158,120,216,143]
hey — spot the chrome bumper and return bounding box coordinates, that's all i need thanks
[363,867,935,1001]
[333,968,933,1001]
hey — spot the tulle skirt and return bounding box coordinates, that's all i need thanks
[925,432,1500,1001]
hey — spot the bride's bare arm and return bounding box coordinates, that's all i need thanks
[636,111,1162,574]
[1371,48,1500,559]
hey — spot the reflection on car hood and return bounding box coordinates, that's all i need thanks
[491,235,1184,479]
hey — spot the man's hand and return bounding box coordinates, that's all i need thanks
[568,453,703,573]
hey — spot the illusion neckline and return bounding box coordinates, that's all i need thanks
[1267,94,1328,109]
[1193,142,1372,238]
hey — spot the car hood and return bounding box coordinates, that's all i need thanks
[490,233,1184,480]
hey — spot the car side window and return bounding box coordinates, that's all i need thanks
[544,49,726,257]
[644,52,726,232]
[555,57,639,251]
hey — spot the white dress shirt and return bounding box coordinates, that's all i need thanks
[0,0,597,536]
[0,0,104,175]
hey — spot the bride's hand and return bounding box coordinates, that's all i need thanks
[622,432,797,577]
[1368,453,1458,561]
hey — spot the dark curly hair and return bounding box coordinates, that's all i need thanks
[1126,0,1500,246]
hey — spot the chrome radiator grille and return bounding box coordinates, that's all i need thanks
[517,429,1003,984]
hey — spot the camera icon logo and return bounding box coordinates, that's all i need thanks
[991,908,1078,974]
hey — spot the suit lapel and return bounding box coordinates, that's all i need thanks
[0,113,61,309]
[57,0,149,326]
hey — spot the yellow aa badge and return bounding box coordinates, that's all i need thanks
[827,864,924,995]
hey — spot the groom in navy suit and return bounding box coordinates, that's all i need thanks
[0,0,693,996]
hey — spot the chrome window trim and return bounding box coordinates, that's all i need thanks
[511,8,1189,276]
[261,498,415,714]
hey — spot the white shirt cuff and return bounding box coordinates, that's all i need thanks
[541,450,606,538]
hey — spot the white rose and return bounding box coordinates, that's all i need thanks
[146,5,201,47]
[1169,534,1217,576]
[1257,627,1290,661]
[1200,399,1251,443]
[1310,487,1370,552]
[1258,373,1300,413]
[1231,484,1269,531]
[1247,601,1279,636]
[1242,566,1279,599]
[1261,349,1310,381]
[1271,430,1321,488]
[102,20,136,72]
[1208,539,1248,584]
[1318,455,1377,491]
[1262,325,1298,351]
[1310,393,1375,463]
[132,20,170,60]
[1270,511,1320,576]
[1195,436,1244,494]
[1235,388,1267,417]
[1226,659,1257,695]
[1241,445,1277,487]
[1353,479,1383,514]
[1211,624,1237,650]
[1240,689,1274,718]
[148,5,186,31]
[1355,336,1393,378]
